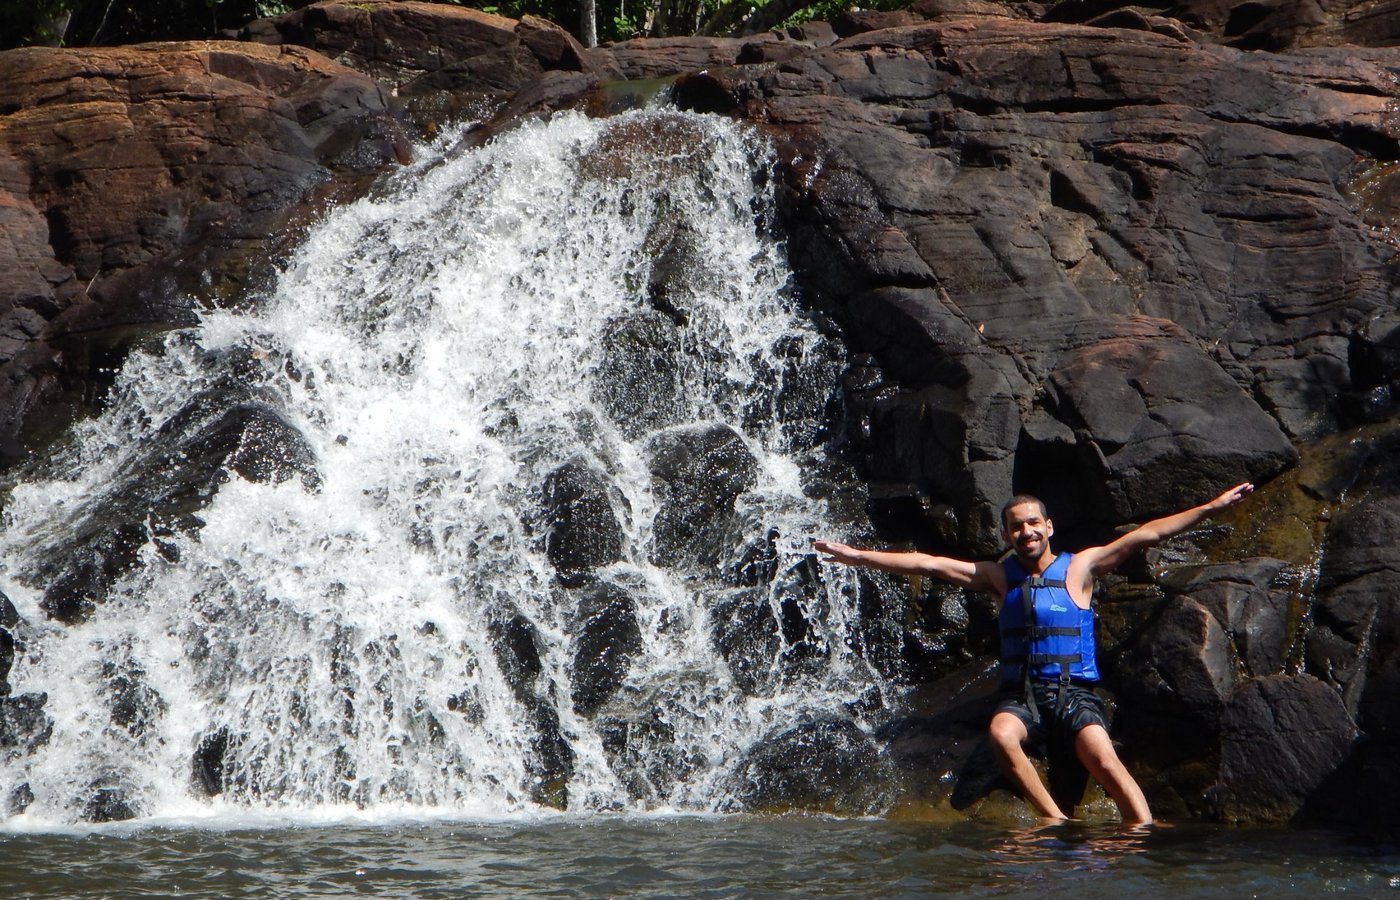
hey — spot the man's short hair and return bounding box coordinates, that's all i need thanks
[1001,494,1049,529]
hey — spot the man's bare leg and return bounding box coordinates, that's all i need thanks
[988,711,1067,820]
[1074,724,1152,825]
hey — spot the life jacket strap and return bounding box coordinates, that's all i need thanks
[1024,653,1082,669]
[1002,626,1080,640]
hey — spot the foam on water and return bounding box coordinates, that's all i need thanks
[0,110,879,827]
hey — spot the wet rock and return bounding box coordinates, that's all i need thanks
[899,579,999,683]
[569,580,643,717]
[598,710,700,803]
[35,391,320,624]
[541,460,625,572]
[1156,558,1297,677]
[646,423,758,568]
[103,661,166,740]
[729,717,893,814]
[1209,674,1359,823]
[488,613,545,705]
[82,786,136,823]
[192,728,230,797]
[6,783,33,816]
[526,703,574,810]
[710,587,781,695]
[0,693,52,758]
[593,312,686,441]
[0,590,21,695]
[485,611,574,808]
[742,333,845,453]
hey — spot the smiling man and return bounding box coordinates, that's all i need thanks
[815,482,1255,824]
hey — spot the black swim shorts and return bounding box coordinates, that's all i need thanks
[995,682,1110,752]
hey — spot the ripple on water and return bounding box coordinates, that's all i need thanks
[1,816,1398,898]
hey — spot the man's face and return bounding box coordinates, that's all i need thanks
[1002,501,1053,562]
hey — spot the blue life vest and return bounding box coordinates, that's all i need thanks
[999,552,1099,687]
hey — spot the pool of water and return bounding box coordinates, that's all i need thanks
[2,814,1396,898]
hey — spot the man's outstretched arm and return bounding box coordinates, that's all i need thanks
[814,540,1002,592]
[1079,481,1255,579]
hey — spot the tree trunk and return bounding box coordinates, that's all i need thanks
[581,0,598,47]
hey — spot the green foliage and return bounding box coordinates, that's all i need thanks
[0,0,75,47]
[0,0,891,52]
[778,0,903,28]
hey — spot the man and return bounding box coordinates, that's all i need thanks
[814,481,1255,825]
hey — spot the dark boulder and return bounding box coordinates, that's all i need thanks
[192,728,231,797]
[0,590,20,695]
[710,586,782,695]
[34,390,320,624]
[569,579,643,717]
[1043,326,1296,521]
[646,423,758,567]
[541,460,625,572]
[82,785,137,824]
[1155,558,1298,677]
[0,692,52,759]
[526,703,575,810]
[485,611,575,808]
[593,313,686,441]
[1209,674,1359,824]
[728,717,893,815]
[598,710,701,802]
[1139,596,1237,730]
[488,613,545,705]
[103,661,166,740]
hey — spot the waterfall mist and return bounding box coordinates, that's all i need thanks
[0,110,890,826]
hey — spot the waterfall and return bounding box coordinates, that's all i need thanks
[0,110,887,826]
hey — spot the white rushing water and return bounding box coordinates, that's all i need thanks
[0,110,882,826]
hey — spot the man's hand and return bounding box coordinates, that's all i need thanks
[1207,482,1255,512]
[813,540,861,566]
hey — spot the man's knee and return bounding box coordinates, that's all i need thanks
[1074,725,1124,773]
[988,712,1028,752]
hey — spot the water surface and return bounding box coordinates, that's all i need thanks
[3,815,1396,898]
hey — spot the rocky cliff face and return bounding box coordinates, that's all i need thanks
[3,0,1399,831]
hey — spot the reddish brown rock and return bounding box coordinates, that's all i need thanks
[0,41,409,464]
[241,1,620,107]
[1047,0,1400,50]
